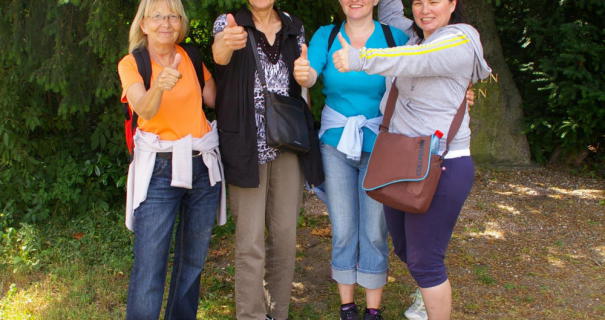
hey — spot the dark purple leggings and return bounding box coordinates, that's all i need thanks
[384,156,474,288]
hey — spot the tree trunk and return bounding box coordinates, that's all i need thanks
[464,0,531,165]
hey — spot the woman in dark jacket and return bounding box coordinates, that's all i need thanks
[211,1,318,319]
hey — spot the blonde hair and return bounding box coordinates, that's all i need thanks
[128,0,189,53]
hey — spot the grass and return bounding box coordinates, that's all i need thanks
[1,166,604,319]
[0,211,131,319]
[473,265,497,286]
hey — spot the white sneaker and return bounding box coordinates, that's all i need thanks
[404,288,428,320]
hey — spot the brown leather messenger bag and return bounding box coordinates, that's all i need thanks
[362,80,467,213]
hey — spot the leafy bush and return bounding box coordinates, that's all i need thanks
[494,0,605,165]
[0,212,41,273]
[0,0,133,222]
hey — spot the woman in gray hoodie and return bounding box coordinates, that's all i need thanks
[332,0,492,319]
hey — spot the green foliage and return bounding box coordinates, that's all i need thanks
[0,207,132,274]
[494,0,605,164]
[0,212,41,273]
[6,0,601,224]
[0,0,136,223]
[0,0,345,224]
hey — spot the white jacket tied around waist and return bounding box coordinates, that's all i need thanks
[318,105,383,161]
[125,121,227,231]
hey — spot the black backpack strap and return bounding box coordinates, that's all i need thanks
[328,22,396,51]
[132,47,152,90]
[327,21,343,52]
[381,24,396,48]
[127,47,152,130]
[180,42,205,89]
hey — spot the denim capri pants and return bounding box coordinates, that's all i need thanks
[321,143,389,289]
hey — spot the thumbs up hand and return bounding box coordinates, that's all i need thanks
[294,44,316,87]
[157,53,182,91]
[333,33,352,73]
[170,53,182,69]
[222,13,247,51]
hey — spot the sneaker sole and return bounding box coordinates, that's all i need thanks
[404,311,427,320]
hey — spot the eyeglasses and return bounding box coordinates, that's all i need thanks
[147,13,181,24]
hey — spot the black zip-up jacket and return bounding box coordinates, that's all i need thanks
[214,6,323,188]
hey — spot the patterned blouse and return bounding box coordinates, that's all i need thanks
[213,13,305,164]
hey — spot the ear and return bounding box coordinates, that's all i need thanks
[373,0,380,6]
[449,0,457,14]
[140,20,149,35]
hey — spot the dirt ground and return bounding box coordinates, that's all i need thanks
[204,166,604,319]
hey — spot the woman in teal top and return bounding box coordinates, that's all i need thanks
[294,1,407,319]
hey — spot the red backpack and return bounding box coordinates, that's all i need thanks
[122,43,206,154]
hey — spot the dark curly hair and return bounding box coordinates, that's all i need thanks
[410,0,465,43]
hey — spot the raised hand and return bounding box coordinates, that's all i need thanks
[294,44,315,87]
[332,33,352,73]
[222,13,247,51]
[156,53,182,91]
[466,84,475,108]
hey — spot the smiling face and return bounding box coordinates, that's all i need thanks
[339,0,379,21]
[412,0,457,38]
[140,1,182,48]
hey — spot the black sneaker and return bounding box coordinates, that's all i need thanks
[364,308,383,320]
[340,303,360,320]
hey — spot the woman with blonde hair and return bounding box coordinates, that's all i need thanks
[118,0,223,319]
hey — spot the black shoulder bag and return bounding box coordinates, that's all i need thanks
[248,30,311,154]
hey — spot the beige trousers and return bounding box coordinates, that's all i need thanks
[229,151,304,320]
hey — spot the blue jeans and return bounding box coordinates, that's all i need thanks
[126,156,220,320]
[321,144,388,289]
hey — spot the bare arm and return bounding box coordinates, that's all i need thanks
[203,76,216,108]
[126,54,182,120]
[126,83,164,120]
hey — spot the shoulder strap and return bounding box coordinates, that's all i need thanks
[179,42,205,89]
[329,22,395,51]
[128,47,152,129]
[381,24,396,48]
[132,47,152,90]
[248,30,269,95]
[247,29,273,125]
[327,22,343,52]
[379,79,399,133]
[442,92,468,158]
[380,79,468,159]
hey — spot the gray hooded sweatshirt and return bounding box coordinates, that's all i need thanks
[347,6,492,155]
